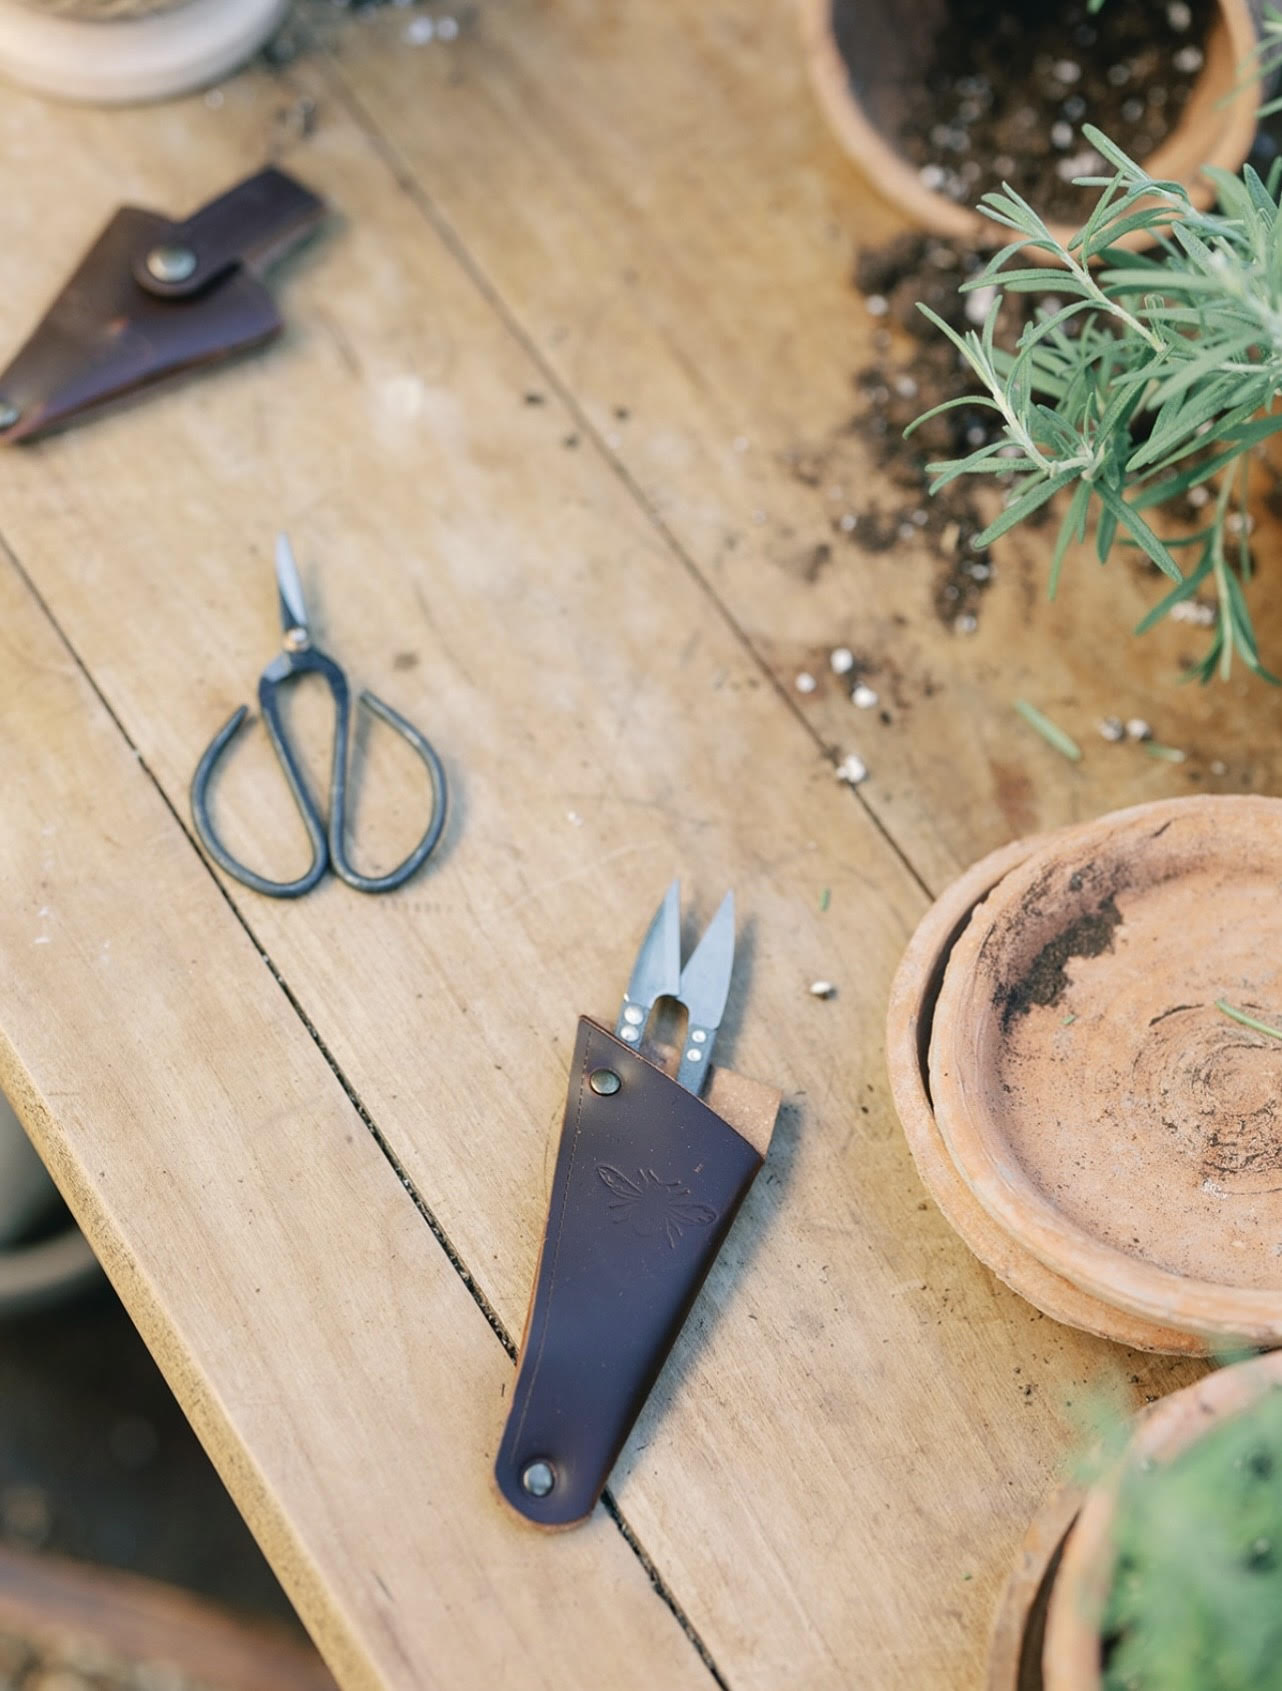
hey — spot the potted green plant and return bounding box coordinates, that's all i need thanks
[1040,1350,1282,1690]
[911,80,1282,679]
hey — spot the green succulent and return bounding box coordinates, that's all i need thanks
[1097,1383,1282,1691]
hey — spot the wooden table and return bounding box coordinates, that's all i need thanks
[5,2,1269,1685]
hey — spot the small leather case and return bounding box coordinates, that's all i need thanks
[0,166,326,444]
[496,1016,779,1528]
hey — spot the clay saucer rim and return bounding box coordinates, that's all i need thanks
[886,823,1206,1357]
[930,794,1282,1347]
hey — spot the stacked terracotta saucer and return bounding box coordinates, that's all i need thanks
[887,794,1282,1356]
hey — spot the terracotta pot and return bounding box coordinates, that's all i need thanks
[885,825,1202,1355]
[0,0,290,103]
[0,1540,338,1691]
[987,1476,1085,1691]
[0,1090,98,1316]
[1042,1350,1282,1691]
[0,1090,59,1249]
[797,0,1264,250]
[930,794,1282,1349]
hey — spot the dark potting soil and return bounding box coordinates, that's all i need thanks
[896,0,1217,225]
[850,231,1044,629]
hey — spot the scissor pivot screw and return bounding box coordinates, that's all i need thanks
[0,400,19,430]
[145,243,198,284]
[521,1459,555,1497]
[589,1068,621,1096]
[283,625,311,652]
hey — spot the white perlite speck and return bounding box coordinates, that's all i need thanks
[964,286,997,326]
[1098,717,1125,742]
[1126,718,1152,742]
[809,981,837,999]
[852,684,879,710]
[1170,600,1215,627]
[796,671,817,694]
[836,753,868,786]
[830,647,855,675]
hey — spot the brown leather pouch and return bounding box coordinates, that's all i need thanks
[495,1016,779,1528]
[0,167,325,444]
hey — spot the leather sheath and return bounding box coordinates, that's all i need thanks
[0,167,325,444]
[496,1016,773,1527]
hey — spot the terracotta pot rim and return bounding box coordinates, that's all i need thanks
[798,0,1263,253]
[0,1224,99,1315]
[986,1474,1085,1691]
[1042,1350,1282,1691]
[932,794,1282,1347]
[885,823,1205,1355]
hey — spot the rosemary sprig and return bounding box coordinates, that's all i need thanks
[910,126,1282,682]
[1014,698,1082,761]
[1216,999,1282,1040]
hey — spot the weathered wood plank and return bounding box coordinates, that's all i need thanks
[320,0,1282,894]
[0,36,1203,1691]
[0,492,712,1689]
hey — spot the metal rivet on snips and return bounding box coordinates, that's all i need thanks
[190,534,448,899]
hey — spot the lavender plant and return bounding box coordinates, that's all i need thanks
[909,124,1282,681]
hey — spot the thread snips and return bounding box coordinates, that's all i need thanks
[495,882,779,1528]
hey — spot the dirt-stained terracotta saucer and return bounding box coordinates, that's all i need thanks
[886,824,1202,1356]
[931,795,1282,1350]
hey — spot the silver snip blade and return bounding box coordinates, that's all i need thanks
[275,532,310,643]
[615,880,681,1046]
[676,890,735,1094]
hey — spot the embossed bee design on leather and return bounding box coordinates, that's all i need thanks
[596,1163,718,1248]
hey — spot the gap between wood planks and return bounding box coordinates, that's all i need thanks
[311,52,937,910]
[0,531,731,1691]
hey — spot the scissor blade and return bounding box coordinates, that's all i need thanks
[615,880,681,1045]
[676,890,735,1093]
[275,532,309,638]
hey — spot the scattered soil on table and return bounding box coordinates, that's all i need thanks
[848,231,1046,631]
[896,0,1216,226]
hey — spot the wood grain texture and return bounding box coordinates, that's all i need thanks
[318,0,1282,893]
[0,14,1214,1691]
[0,559,712,1691]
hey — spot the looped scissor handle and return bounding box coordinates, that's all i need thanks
[189,649,344,898]
[190,649,447,898]
[329,690,448,893]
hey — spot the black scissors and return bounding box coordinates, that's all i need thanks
[190,534,447,898]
